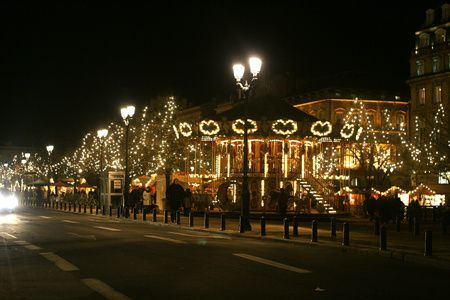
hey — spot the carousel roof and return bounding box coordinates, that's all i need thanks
[212,96,318,122]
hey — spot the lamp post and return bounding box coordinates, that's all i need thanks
[23,153,30,191]
[121,105,135,212]
[97,128,108,207]
[232,56,262,232]
[46,145,54,201]
[20,158,26,192]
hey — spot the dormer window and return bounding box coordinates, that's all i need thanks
[416,60,424,76]
[433,56,441,72]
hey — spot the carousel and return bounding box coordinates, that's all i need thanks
[176,96,339,213]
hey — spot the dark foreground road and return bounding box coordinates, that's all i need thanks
[1,207,448,299]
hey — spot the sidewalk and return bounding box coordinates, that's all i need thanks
[41,205,450,270]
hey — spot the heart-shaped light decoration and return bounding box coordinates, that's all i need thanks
[310,121,332,136]
[178,122,192,137]
[199,120,220,135]
[272,119,298,135]
[340,123,355,139]
[232,119,258,134]
[355,127,363,141]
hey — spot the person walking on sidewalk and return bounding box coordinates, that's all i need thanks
[166,179,185,222]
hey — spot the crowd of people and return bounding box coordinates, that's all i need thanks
[363,193,405,223]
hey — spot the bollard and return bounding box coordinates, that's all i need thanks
[239,216,244,233]
[330,217,336,240]
[176,210,180,225]
[374,217,380,235]
[143,209,147,221]
[95,205,98,215]
[189,212,194,227]
[134,208,137,220]
[342,222,350,246]
[78,204,81,213]
[109,206,112,216]
[152,208,157,222]
[424,230,432,256]
[164,209,168,224]
[84,204,87,213]
[102,205,106,216]
[204,212,209,229]
[395,216,401,232]
[220,214,226,231]
[379,225,387,251]
[260,216,266,237]
[90,205,93,214]
[117,206,121,218]
[283,218,290,239]
[293,216,299,237]
[414,217,420,236]
[64,203,67,211]
[69,203,71,212]
[311,220,318,242]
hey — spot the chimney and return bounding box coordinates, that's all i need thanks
[442,4,450,21]
[426,8,435,25]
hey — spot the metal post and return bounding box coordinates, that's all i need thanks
[311,220,318,242]
[143,209,147,221]
[330,217,336,240]
[109,206,112,216]
[64,203,67,211]
[117,206,120,218]
[260,216,266,237]
[152,208,157,222]
[204,212,209,229]
[293,215,299,237]
[164,209,168,224]
[220,214,226,231]
[342,222,349,246]
[374,217,380,235]
[283,218,290,239]
[239,216,244,233]
[379,225,387,251]
[424,230,432,256]
[90,205,93,214]
[189,212,194,227]
[95,205,98,215]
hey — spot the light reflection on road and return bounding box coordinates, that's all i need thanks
[0,213,20,225]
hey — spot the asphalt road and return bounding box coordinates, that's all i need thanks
[1,207,448,300]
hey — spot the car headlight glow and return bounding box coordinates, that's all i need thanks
[0,194,18,210]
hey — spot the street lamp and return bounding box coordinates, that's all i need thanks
[97,128,108,206]
[46,145,54,201]
[121,105,135,213]
[232,56,262,232]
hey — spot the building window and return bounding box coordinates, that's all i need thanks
[419,33,430,47]
[433,85,442,103]
[435,28,446,44]
[438,172,450,184]
[416,60,424,76]
[432,56,441,72]
[419,88,426,105]
[367,113,375,128]
[334,109,345,125]
[396,114,405,130]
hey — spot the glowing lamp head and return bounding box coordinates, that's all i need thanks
[97,129,108,138]
[21,159,26,165]
[233,64,245,81]
[46,145,54,154]
[3,163,8,168]
[24,153,31,160]
[127,105,135,118]
[249,57,262,76]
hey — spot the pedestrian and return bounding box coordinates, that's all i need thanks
[142,186,151,213]
[183,188,193,216]
[166,179,185,222]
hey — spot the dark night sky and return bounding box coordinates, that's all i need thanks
[0,1,445,153]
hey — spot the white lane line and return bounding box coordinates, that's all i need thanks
[40,252,79,271]
[93,226,121,232]
[233,253,312,274]
[144,235,186,244]
[169,231,231,240]
[39,216,52,219]
[14,240,41,250]
[62,220,79,224]
[82,278,131,300]
[67,232,97,240]
[0,232,17,239]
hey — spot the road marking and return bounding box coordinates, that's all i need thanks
[14,240,41,250]
[67,232,96,240]
[0,232,17,239]
[144,235,186,244]
[39,216,52,219]
[82,278,131,300]
[40,252,79,271]
[169,231,231,240]
[62,220,79,224]
[93,226,121,232]
[233,253,311,274]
